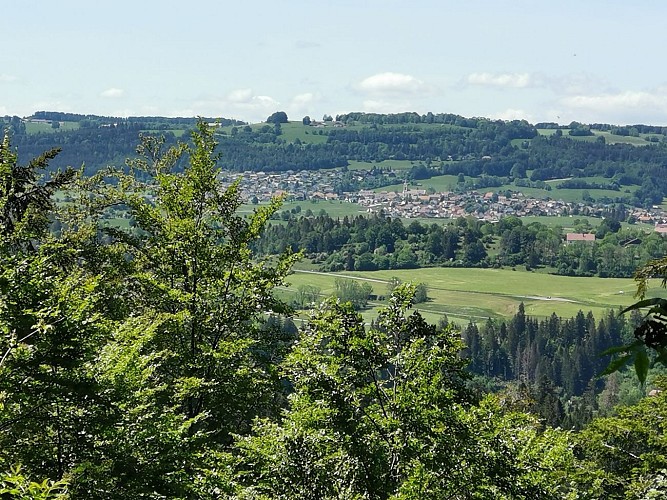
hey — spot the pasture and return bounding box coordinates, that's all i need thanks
[375,172,638,204]
[536,129,653,146]
[25,121,80,133]
[282,266,665,326]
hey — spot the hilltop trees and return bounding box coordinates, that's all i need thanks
[266,111,288,124]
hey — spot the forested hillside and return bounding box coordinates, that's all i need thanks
[4,111,667,207]
[2,120,667,498]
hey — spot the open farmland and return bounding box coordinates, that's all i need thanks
[283,266,667,326]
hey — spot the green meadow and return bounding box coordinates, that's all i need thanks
[536,129,652,146]
[25,121,80,133]
[282,266,666,326]
[239,199,368,218]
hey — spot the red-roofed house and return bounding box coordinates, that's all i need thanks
[566,233,595,244]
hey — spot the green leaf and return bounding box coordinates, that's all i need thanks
[599,354,633,377]
[634,347,650,385]
[599,340,643,357]
[620,297,667,315]
[654,347,667,366]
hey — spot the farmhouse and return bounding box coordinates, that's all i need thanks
[565,233,595,244]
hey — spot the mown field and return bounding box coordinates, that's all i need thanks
[280,266,667,326]
[535,128,654,146]
[24,121,80,133]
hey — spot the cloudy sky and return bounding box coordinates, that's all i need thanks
[3,0,667,125]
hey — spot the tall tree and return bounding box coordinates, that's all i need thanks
[235,285,549,498]
[87,122,298,496]
[0,132,104,487]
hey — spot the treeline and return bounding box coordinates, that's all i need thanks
[336,111,499,128]
[463,306,636,428]
[31,110,245,128]
[256,212,667,277]
[5,110,667,207]
[8,125,181,175]
[214,135,348,171]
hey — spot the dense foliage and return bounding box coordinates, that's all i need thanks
[257,212,667,278]
[1,123,667,498]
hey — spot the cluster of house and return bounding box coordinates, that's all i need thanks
[222,168,667,234]
[223,169,341,203]
[354,186,665,225]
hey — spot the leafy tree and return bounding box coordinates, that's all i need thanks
[333,278,373,309]
[85,121,299,496]
[302,115,311,126]
[266,111,288,124]
[413,282,428,304]
[295,284,321,308]
[578,377,667,497]
[0,133,111,488]
[0,131,74,251]
[604,255,667,383]
[234,285,576,498]
[0,465,69,499]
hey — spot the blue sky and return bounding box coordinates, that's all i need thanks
[3,0,667,125]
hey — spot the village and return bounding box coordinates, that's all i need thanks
[223,168,667,232]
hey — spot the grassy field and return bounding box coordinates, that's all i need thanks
[373,172,638,204]
[238,199,367,218]
[347,160,416,171]
[376,174,461,193]
[282,266,666,326]
[535,128,654,146]
[25,121,80,134]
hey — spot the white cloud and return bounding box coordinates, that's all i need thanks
[489,108,533,122]
[287,92,320,119]
[0,74,18,83]
[31,100,73,112]
[466,72,532,88]
[227,88,254,103]
[357,72,426,95]
[100,88,124,98]
[561,90,667,112]
[290,92,316,107]
[547,73,608,96]
[559,88,667,123]
[184,90,281,122]
[361,99,413,114]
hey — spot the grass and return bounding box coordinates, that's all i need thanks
[372,172,637,204]
[283,266,667,326]
[238,199,367,218]
[376,175,461,193]
[535,129,654,146]
[25,121,80,134]
[347,160,416,171]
